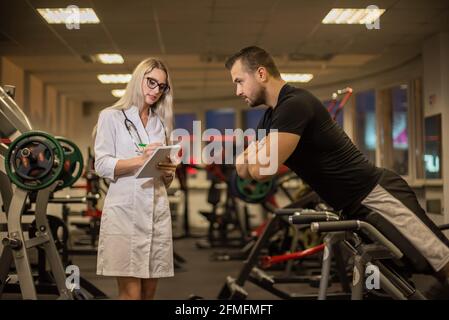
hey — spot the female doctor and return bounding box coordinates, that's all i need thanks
[94,58,177,300]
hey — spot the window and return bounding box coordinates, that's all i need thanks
[424,114,442,179]
[334,107,344,128]
[205,109,235,134]
[411,78,424,179]
[174,113,197,164]
[391,85,409,175]
[243,108,266,130]
[174,113,196,135]
[242,108,266,147]
[205,109,236,164]
[355,90,376,164]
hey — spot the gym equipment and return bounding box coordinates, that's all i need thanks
[260,243,325,269]
[209,169,305,262]
[28,215,69,259]
[228,164,292,205]
[1,84,32,213]
[197,164,297,252]
[215,194,352,300]
[0,181,75,299]
[327,87,353,121]
[0,86,106,299]
[172,163,202,239]
[53,193,101,257]
[0,144,13,213]
[290,211,449,300]
[195,164,250,249]
[55,136,84,191]
[5,131,65,191]
[65,147,105,252]
[229,170,275,203]
[1,133,98,299]
[1,144,106,299]
[309,218,426,300]
[176,163,251,250]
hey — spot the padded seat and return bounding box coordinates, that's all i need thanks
[362,211,433,274]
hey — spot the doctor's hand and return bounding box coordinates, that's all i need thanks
[140,143,162,161]
[157,156,178,187]
[157,156,178,174]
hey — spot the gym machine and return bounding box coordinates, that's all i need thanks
[0,85,105,299]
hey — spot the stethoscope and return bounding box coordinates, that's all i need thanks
[122,107,168,153]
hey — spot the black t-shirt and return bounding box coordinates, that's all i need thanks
[257,84,382,212]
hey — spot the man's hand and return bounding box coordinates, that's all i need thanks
[247,132,299,181]
[236,141,254,179]
[246,138,266,164]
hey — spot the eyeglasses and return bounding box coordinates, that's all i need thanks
[146,77,170,93]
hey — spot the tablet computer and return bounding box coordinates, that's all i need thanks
[135,145,181,179]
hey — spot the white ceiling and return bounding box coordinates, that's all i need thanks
[1,0,448,104]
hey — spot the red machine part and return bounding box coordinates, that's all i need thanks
[260,243,325,269]
[327,87,353,120]
[85,208,102,218]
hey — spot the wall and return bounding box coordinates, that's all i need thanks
[1,57,25,111]
[45,85,58,134]
[1,57,84,138]
[59,95,68,137]
[28,74,45,129]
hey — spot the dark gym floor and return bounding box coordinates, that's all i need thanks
[72,236,438,300]
[74,238,268,300]
[71,235,322,300]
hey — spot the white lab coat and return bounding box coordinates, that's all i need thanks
[94,105,173,278]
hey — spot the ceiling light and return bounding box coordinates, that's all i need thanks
[322,8,385,24]
[281,73,314,83]
[111,89,126,98]
[95,54,124,64]
[98,74,132,84]
[37,8,100,24]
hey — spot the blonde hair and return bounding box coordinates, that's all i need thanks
[93,57,174,143]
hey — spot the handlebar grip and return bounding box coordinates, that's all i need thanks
[289,214,334,225]
[274,208,300,216]
[311,220,360,233]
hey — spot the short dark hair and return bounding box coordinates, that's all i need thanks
[225,46,281,78]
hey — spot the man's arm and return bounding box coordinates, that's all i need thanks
[235,145,252,179]
[247,132,300,181]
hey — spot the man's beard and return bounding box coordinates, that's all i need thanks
[248,86,266,108]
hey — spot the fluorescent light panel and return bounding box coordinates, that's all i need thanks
[96,54,124,64]
[98,74,132,84]
[322,8,385,24]
[281,73,314,83]
[111,89,126,98]
[37,8,100,24]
